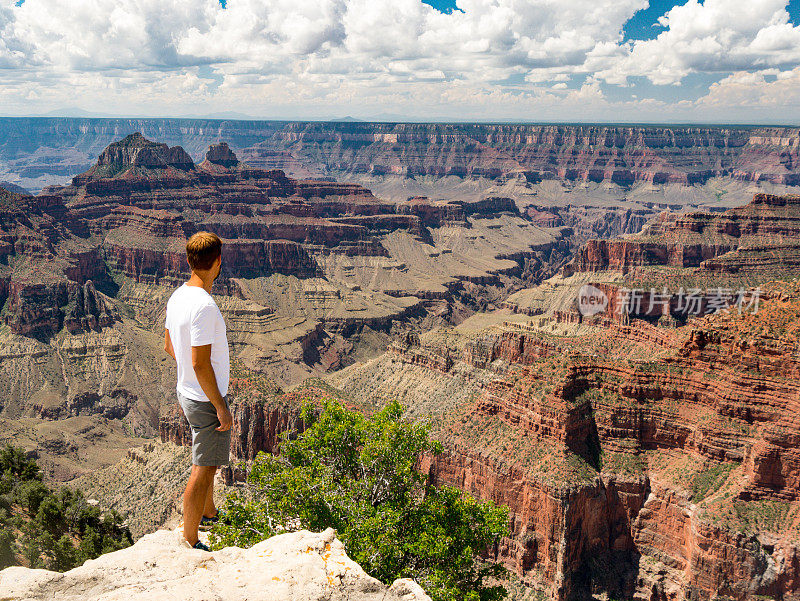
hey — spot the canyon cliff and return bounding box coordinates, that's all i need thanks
[158,193,800,600]
[572,193,800,276]
[3,119,800,192]
[258,123,800,186]
[4,126,800,601]
[329,280,800,601]
[160,282,800,600]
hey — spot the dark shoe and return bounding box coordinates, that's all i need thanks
[192,540,211,552]
[200,510,228,529]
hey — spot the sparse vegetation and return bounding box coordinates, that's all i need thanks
[690,461,738,502]
[0,444,132,571]
[706,499,795,536]
[600,447,646,477]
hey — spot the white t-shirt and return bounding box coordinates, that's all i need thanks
[165,283,230,402]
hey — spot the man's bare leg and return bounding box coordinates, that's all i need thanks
[203,474,217,519]
[183,464,217,546]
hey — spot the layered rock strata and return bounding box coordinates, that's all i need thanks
[45,133,554,294]
[572,193,800,275]
[151,191,800,601]
[162,283,800,600]
[331,286,800,601]
[3,118,800,190]
[259,123,800,185]
[155,194,800,600]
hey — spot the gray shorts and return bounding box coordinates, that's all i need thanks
[177,392,231,467]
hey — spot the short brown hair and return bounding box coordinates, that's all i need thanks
[186,231,222,271]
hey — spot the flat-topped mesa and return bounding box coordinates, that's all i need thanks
[393,196,518,228]
[460,196,519,217]
[750,192,800,208]
[72,132,195,185]
[397,196,467,227]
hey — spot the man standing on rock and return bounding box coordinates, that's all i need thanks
[164,231,232,551]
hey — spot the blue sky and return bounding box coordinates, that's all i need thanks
[1,0,800,123]
[421,0,462,14]
[624,0,798,40]
[622,0,683,40]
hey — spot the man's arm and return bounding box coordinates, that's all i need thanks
[164,329,176,360]
[191,344,232,432]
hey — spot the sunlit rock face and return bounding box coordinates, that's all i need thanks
[573,193,800,274]
[259,122,800,185]
[0,527,432,601]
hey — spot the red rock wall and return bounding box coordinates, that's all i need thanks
[384,304,800,600]
[632,483,800,601]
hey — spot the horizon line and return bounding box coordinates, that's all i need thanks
[0,115,799,128]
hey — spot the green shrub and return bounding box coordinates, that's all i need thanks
[0,473,13,496]
[0,445,132,571]
[690,462,737,502]
[210,399,510,601]
[0,445,41,484]
[50,535,78,572]
[76,503,103,535]
[20,526,46,569]
[14,480,50,516]
[0,493,12,515]
[78,527,102,562]
[36,496,65,538]
[0,528,14,569]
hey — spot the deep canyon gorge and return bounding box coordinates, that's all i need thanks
[1,119,800,600]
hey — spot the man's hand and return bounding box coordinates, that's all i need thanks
[216,405,233,432]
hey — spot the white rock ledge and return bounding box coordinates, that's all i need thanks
[0,527,432,601]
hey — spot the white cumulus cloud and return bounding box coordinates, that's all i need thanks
[598,0,800,85]
[0,0,799,121]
